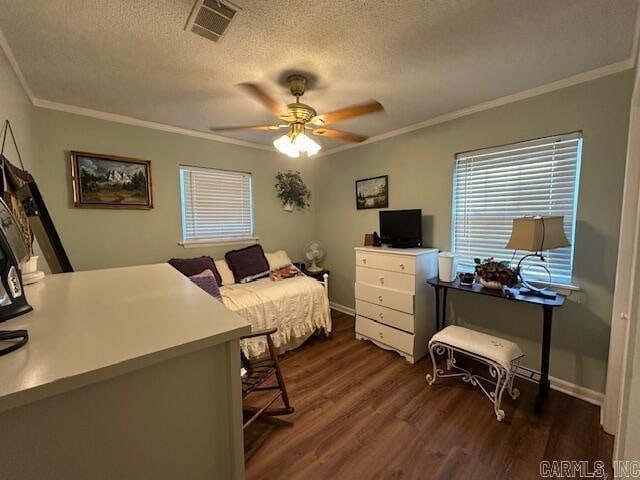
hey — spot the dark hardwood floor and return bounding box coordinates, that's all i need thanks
[244,310,613,479]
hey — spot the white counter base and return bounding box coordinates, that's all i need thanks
[0,264,250,479]
[0,343,243,479]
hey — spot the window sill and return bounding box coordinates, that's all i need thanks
[179,237,259,249]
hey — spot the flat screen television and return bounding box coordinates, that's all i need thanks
[379,209,422,248]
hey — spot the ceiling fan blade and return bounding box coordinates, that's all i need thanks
[311,128,368,143]
[311,100,383,126]
[237,83,286,117]
[209,125,286,132]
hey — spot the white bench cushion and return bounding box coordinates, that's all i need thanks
[430,326,523,371]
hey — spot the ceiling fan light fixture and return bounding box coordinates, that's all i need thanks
[273,126,321,158]
[273,134,300,158]
[293,133,321,156]
[213,75,382,153]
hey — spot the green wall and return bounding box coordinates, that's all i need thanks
[32,109,317,271]
[315,71,635,392]
[0,48,35,172]
[0,43,316,270]
[0,46,319,273]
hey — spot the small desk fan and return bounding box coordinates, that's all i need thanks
[304,241,325,272]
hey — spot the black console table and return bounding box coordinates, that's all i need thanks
[426,277,565,411]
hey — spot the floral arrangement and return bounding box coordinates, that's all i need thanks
[275,170,311,209]
[474,257,518,287]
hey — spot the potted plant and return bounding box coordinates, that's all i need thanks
[275,170,311,212]
[474,257,518,289]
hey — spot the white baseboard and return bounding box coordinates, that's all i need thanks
[329,302,355,317]
[329,302,604,407]
[548,376,604,406]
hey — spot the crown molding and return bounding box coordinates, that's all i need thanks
[632,3,640,69]
[31,98,273,152]
[0,26,34,101]
[318,59,635,157]
[35,58,635,158]
[0,25,272,152]
[0,24,636,158]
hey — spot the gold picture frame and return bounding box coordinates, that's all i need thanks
[70,151,153,209]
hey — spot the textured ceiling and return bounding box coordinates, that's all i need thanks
[0,0,637,152]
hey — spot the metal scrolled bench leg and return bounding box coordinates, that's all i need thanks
[425,326,524,422]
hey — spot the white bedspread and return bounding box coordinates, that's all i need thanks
[220,275,331,358]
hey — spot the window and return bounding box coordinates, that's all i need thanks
[452,132,582,286]
[179,165,254,245]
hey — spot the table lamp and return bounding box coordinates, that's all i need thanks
[505,216,570,299]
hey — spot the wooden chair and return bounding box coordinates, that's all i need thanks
[241,327,294,429]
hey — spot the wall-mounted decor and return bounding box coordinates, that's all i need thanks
[1,120,73,280]
[70,151,153,209]
[275,170,310,212]
[356,175,388,210]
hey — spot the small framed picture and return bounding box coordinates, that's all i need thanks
[355,175,388,210]
[70,151,153,209]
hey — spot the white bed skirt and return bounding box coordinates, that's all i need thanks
[220,275,331,358]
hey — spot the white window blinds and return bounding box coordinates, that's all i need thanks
[180,165,254,244]
[452,132,582,285]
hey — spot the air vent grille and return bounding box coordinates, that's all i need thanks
[186,0,239,43]
[204,0,236,19]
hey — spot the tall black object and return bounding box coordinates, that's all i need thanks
[0,120,73,273]
[16,180,73,273]
[0,197,32,322]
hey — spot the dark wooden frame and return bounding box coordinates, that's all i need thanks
[355,175,388,210]
[70,151,153,209]
[241,327,294,429]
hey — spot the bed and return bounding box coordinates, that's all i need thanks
[170,248,332,359]
[220,272,331,358]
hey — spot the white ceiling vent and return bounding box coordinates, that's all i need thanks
[186,0,240,43]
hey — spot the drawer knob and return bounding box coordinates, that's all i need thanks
[379,312,384,319]
[379,277,385,284]
[378,295,383,303]
[379,332,384,339]
[362,258,367,264]
[399,263,405,270]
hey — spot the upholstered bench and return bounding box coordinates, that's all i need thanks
[426,326,524,421]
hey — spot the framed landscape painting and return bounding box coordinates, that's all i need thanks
[356,175,388,210]
[70,151,153,209]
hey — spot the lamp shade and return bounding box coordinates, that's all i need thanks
[505,216,570,252]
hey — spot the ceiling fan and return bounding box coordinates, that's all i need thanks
[210,74,384,157]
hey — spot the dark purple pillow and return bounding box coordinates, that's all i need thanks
[225,244,270,283]
[168,256,222,286]
[189,269,222,302]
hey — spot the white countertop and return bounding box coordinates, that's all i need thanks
[354,246,439,256]
[0,263,250,413]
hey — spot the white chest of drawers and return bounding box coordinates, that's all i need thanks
[354,247,438,363]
